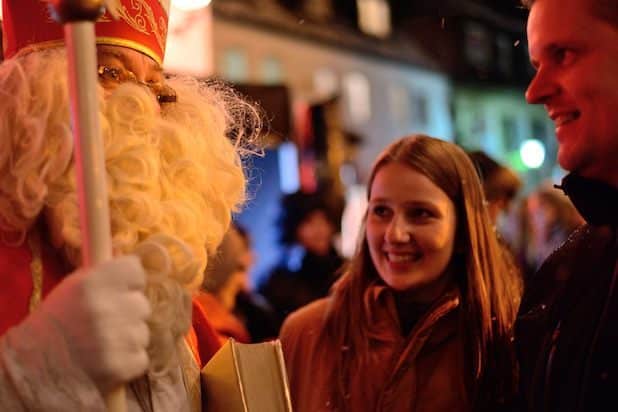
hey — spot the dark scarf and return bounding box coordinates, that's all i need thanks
[556,173,618,227]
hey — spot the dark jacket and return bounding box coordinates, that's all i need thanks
[234,290,280,342]
[260,246,345,330]
[515,174,618,412]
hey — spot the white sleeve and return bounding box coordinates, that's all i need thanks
[0,313,105,412]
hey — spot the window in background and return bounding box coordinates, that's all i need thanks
[531,116,557,164]
[410,91,429,128]
[260,56,283,84]
[502,115,520,152]
[221,47,249,83]
[303,0,334,22]
[356,0,391,38]
[343,71,372,125]
[496,33,513,79]
[313,67,339,99]
[464,22,492,75]
[471,111,487,137]
[531,118,548,142]
[388,84,411,129]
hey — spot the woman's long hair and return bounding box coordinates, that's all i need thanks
[324,135,522,410]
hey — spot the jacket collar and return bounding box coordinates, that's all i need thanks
[557,173,618,227]
[363,281,460,344]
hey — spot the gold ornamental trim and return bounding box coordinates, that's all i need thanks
[96,36,163,65]
[27,230,43,313]
[116,0,167,56]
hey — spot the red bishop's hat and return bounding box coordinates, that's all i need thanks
[2,0,171,65]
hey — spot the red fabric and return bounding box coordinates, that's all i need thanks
[0,238,223,371]
[193,292,251,345]
[185,327,202,367]
[0,240,66,336]
[190,299,224,368]
[2,0,169,64]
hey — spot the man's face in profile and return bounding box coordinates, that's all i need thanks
[525,0,618,185]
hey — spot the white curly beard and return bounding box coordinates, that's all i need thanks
[0,47,249,375]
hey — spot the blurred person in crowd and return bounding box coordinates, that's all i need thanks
[280,135,522,412]
[260,190,345,330]
[196,227,252,345]
[522,185,584,278]
[232,224,280,342]
[467,150,523,280]
[467,151,522,227]
[515,0,618,410]
[0,0,260,410]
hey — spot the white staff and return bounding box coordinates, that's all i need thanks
[47,1,122,411]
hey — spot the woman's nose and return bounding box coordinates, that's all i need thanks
[385,214,410,243]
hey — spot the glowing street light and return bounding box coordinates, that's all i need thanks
[172,0,212,11]
[520,139,546,169]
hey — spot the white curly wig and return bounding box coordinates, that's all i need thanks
[0,46,261,372]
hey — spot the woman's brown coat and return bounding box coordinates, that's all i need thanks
[279,284,471,412]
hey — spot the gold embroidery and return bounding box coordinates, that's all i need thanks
[96,37,163,65]
[116,0,167,55]
[27,230,44,313]
[23,1,167,61]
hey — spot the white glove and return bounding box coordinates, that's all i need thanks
[0,255,152,411]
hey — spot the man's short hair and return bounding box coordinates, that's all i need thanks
[521,0,618,27]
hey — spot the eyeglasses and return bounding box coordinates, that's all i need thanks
[97,65,177,105]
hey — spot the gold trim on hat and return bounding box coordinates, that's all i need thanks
[12,38,162,65]
[114,0,168,57]
[96,37,163,65]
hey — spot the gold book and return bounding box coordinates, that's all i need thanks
[201,338,293,412]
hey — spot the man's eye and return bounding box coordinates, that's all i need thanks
[554,48,575,66]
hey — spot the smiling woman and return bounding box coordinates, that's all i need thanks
[366,162,457,301]
[279,134,522,412]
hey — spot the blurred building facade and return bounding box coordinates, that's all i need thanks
[207,0,457,282]
[211,0,454,182]
[188,0,561,283]
[203,0,557,189]
[395,0,557,188]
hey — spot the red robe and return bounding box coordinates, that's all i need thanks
[0,240,66,336]
[0,239,222,367]
[193,291,251,345]
[189,300,224,368]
